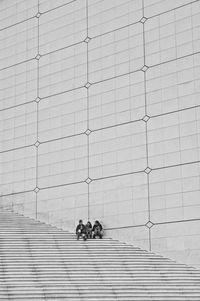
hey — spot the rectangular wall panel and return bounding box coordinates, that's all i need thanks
[40,0,87,55]
[38,88,87,142]
[38,135,88,188]
[0,192,37,219]
[38,183,88,231]
[0,146,36,195]
[89,71,145,130]
[88,0,143,37]
[0,18,37,69]
[89,121,147,179]
[144,0,194,18]
[0,0,37,29]
[39,43,87,98]
[149,163,200,223]
[89,172,148,228]
[151,221,200,268]
[0,60,37,110]
[106,226,150,251]
[145,1,200,66]
[0,102,37,152]
[146,53,200,116]
[148,107,200,169]
[88,23,144,83]
[39,0,73,13]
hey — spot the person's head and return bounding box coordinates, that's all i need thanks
[79,219,83,225]
[95,220,99,225]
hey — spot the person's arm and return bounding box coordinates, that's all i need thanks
[76,225,79,234]
[99,223,103,231]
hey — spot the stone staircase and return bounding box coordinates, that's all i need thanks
[0,208,200,300]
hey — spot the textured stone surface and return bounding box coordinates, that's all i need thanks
[0,0,199,268]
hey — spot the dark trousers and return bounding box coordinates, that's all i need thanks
[86,228,92,239]
[93,229,102,239]
[77,231,86,240]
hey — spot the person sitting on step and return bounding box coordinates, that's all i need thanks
[92,220,103,239]
[85,221,92,239]
[76,219,87,241]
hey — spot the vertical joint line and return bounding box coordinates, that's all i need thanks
[37,0,40,93]
[36,3,40,221]
[35,146,39,220]
[142,0,146,66]
[143,23,146,66]
[86,0,90,222]
[37,10,40,54]
[145,121,149,167]
[86,0,89,83]
[86,0,89,37]
[149,228,152,251]
[144,72,147,115]
[87,89,89,129]
[37,12,40,96]
[87,43,89,83]
[37,61,40,98]
[36,147,39,187]
[87,134,90,221]
[36,102,39,140]
[88,184,90,220]
[36,193,38,219]
[147,173,151,221]
[87,135,90,178]
[142,0,145,17]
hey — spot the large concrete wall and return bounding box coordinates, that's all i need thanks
[0,0,200,268]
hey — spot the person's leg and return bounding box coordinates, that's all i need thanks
[82,233,87,241]
[99,231,102,239]
[87,229,91,239]
[93,229,97,239]
[96,230,102,239]
[88,229,92,239]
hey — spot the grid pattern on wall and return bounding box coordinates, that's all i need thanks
[0,0,200,268]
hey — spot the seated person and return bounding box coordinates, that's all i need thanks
[85,221,92,239]
[76,219,87,240]
[92,220,103,239]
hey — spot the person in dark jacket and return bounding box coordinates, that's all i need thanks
[76,219,86,240]
[85,221,92,239]
[92,220,103,239]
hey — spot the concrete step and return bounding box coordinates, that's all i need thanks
[2,291,200,297]
[0,261,195,274]
[0,295,199,301]
[1,282,200,288]
[0,276,199,282]
[0,267,199,274]
[0,208,199,300]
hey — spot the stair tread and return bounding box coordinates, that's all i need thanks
[0,208,199,300]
